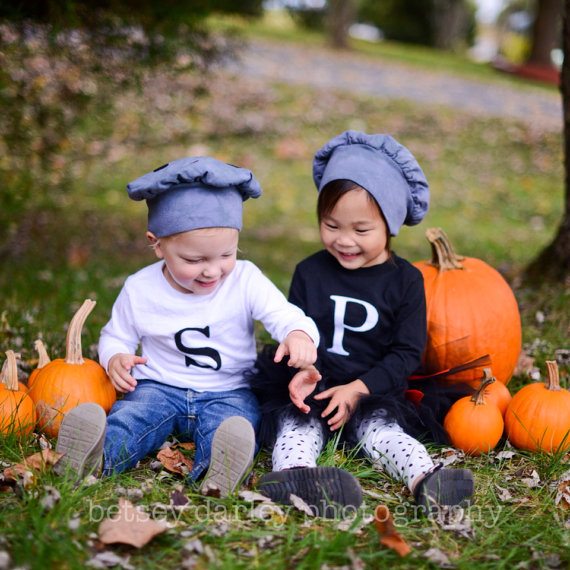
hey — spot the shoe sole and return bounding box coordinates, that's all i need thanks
[258,466,363,518]
[201,416,255,497]
[416,468,474,514]
[54,403,107,479]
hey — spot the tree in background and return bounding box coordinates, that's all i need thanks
[525,0,570,283]
[526,0,561,68]
[358,0,476,50]
[327,0,356,48]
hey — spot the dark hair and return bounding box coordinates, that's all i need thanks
[317,178,392,255]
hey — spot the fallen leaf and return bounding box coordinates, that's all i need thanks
[495,485,513,502]
[495,450,516,461]
[3,448,62,484]
[433,507,473,538]
[98,498,168,548]
[289,493,315,516]
[170,490,189,507]
[373,505,411,557]
[156,446,193,476]
[424,547,455,568]
[431,448,464,466]
[520,470,541,489]
[86,551,135,569]
[238,490,272,503]
[555,479,570,509]
[250,503,286,521]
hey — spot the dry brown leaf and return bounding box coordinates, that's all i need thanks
[289,493,315,516]
[98,498,167,548]
[3,449,63,486]
[373,505,412,557]
[238,490,272,503]
[170,489,189,507]
[156,446,193,475]
[555,477,570,509]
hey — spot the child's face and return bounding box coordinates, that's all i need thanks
[149,227,239,294]
[319,187,389,270]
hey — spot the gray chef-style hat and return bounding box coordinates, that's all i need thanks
[313,130,429,236]
[127,156,262,237]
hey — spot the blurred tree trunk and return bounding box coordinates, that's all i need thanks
[432,0,471,50]
[526,0,561,67]
[525,0,570,283]
[327,0,356,49]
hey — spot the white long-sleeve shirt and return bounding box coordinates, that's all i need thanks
[98,260,319,392]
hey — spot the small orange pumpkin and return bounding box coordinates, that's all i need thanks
[414,228,522,386]
[0,350,37,436]
[505,360,570,453]
[27,339,51,389]
[29,299,116,437]
[443,373,504,456]
[480,368,511,416]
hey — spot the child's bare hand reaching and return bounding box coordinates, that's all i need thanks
[274,330,317,369]
[107,353,147,393]
[314,379,370,431]
[289,365,322,413]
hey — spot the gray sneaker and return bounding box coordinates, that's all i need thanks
[200,416,256,497]
[414,464,474,515]
[258,466,363,518]
[54,403,107,479]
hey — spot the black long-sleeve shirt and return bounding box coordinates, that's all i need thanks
[288,250,427,396]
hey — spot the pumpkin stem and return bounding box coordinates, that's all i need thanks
[1,350,20,391]
[65,299,96,365]
[425,227,465,271]
[472,368,496,405]
[545,360,561,391]
[34,339,51,368]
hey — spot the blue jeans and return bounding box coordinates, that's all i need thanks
[102,379,260,480]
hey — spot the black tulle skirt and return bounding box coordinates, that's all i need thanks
[247,345,474,449]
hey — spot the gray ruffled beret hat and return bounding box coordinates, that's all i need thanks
[313,130,429,236]
[127,156,262,237]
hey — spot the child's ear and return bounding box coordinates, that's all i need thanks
[146,232,163,258]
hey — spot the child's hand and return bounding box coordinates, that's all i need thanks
[289,365,322,413]
[107,353,147,393]
[274,330,317,369]
[314,379,370,431]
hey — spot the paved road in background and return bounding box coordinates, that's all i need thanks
[233,39,562,132]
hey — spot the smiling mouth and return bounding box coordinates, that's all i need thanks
[197,280,218,288]
[337,251,360,259]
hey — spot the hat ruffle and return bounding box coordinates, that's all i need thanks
[313,130,429,226]
[127,156,262,202]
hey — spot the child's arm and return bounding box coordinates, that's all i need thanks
[274,329,318,369]
[107,353,148,393]
[314,380,370,431]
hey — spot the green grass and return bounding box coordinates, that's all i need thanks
[1,29,569,569]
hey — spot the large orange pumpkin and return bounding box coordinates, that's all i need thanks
[414,228,521,386]
[29,299,116,438]
[0,350,36,436]
[505,360,570,453]
[443,373,504,456]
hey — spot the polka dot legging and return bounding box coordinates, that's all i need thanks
[272,409,435,492]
